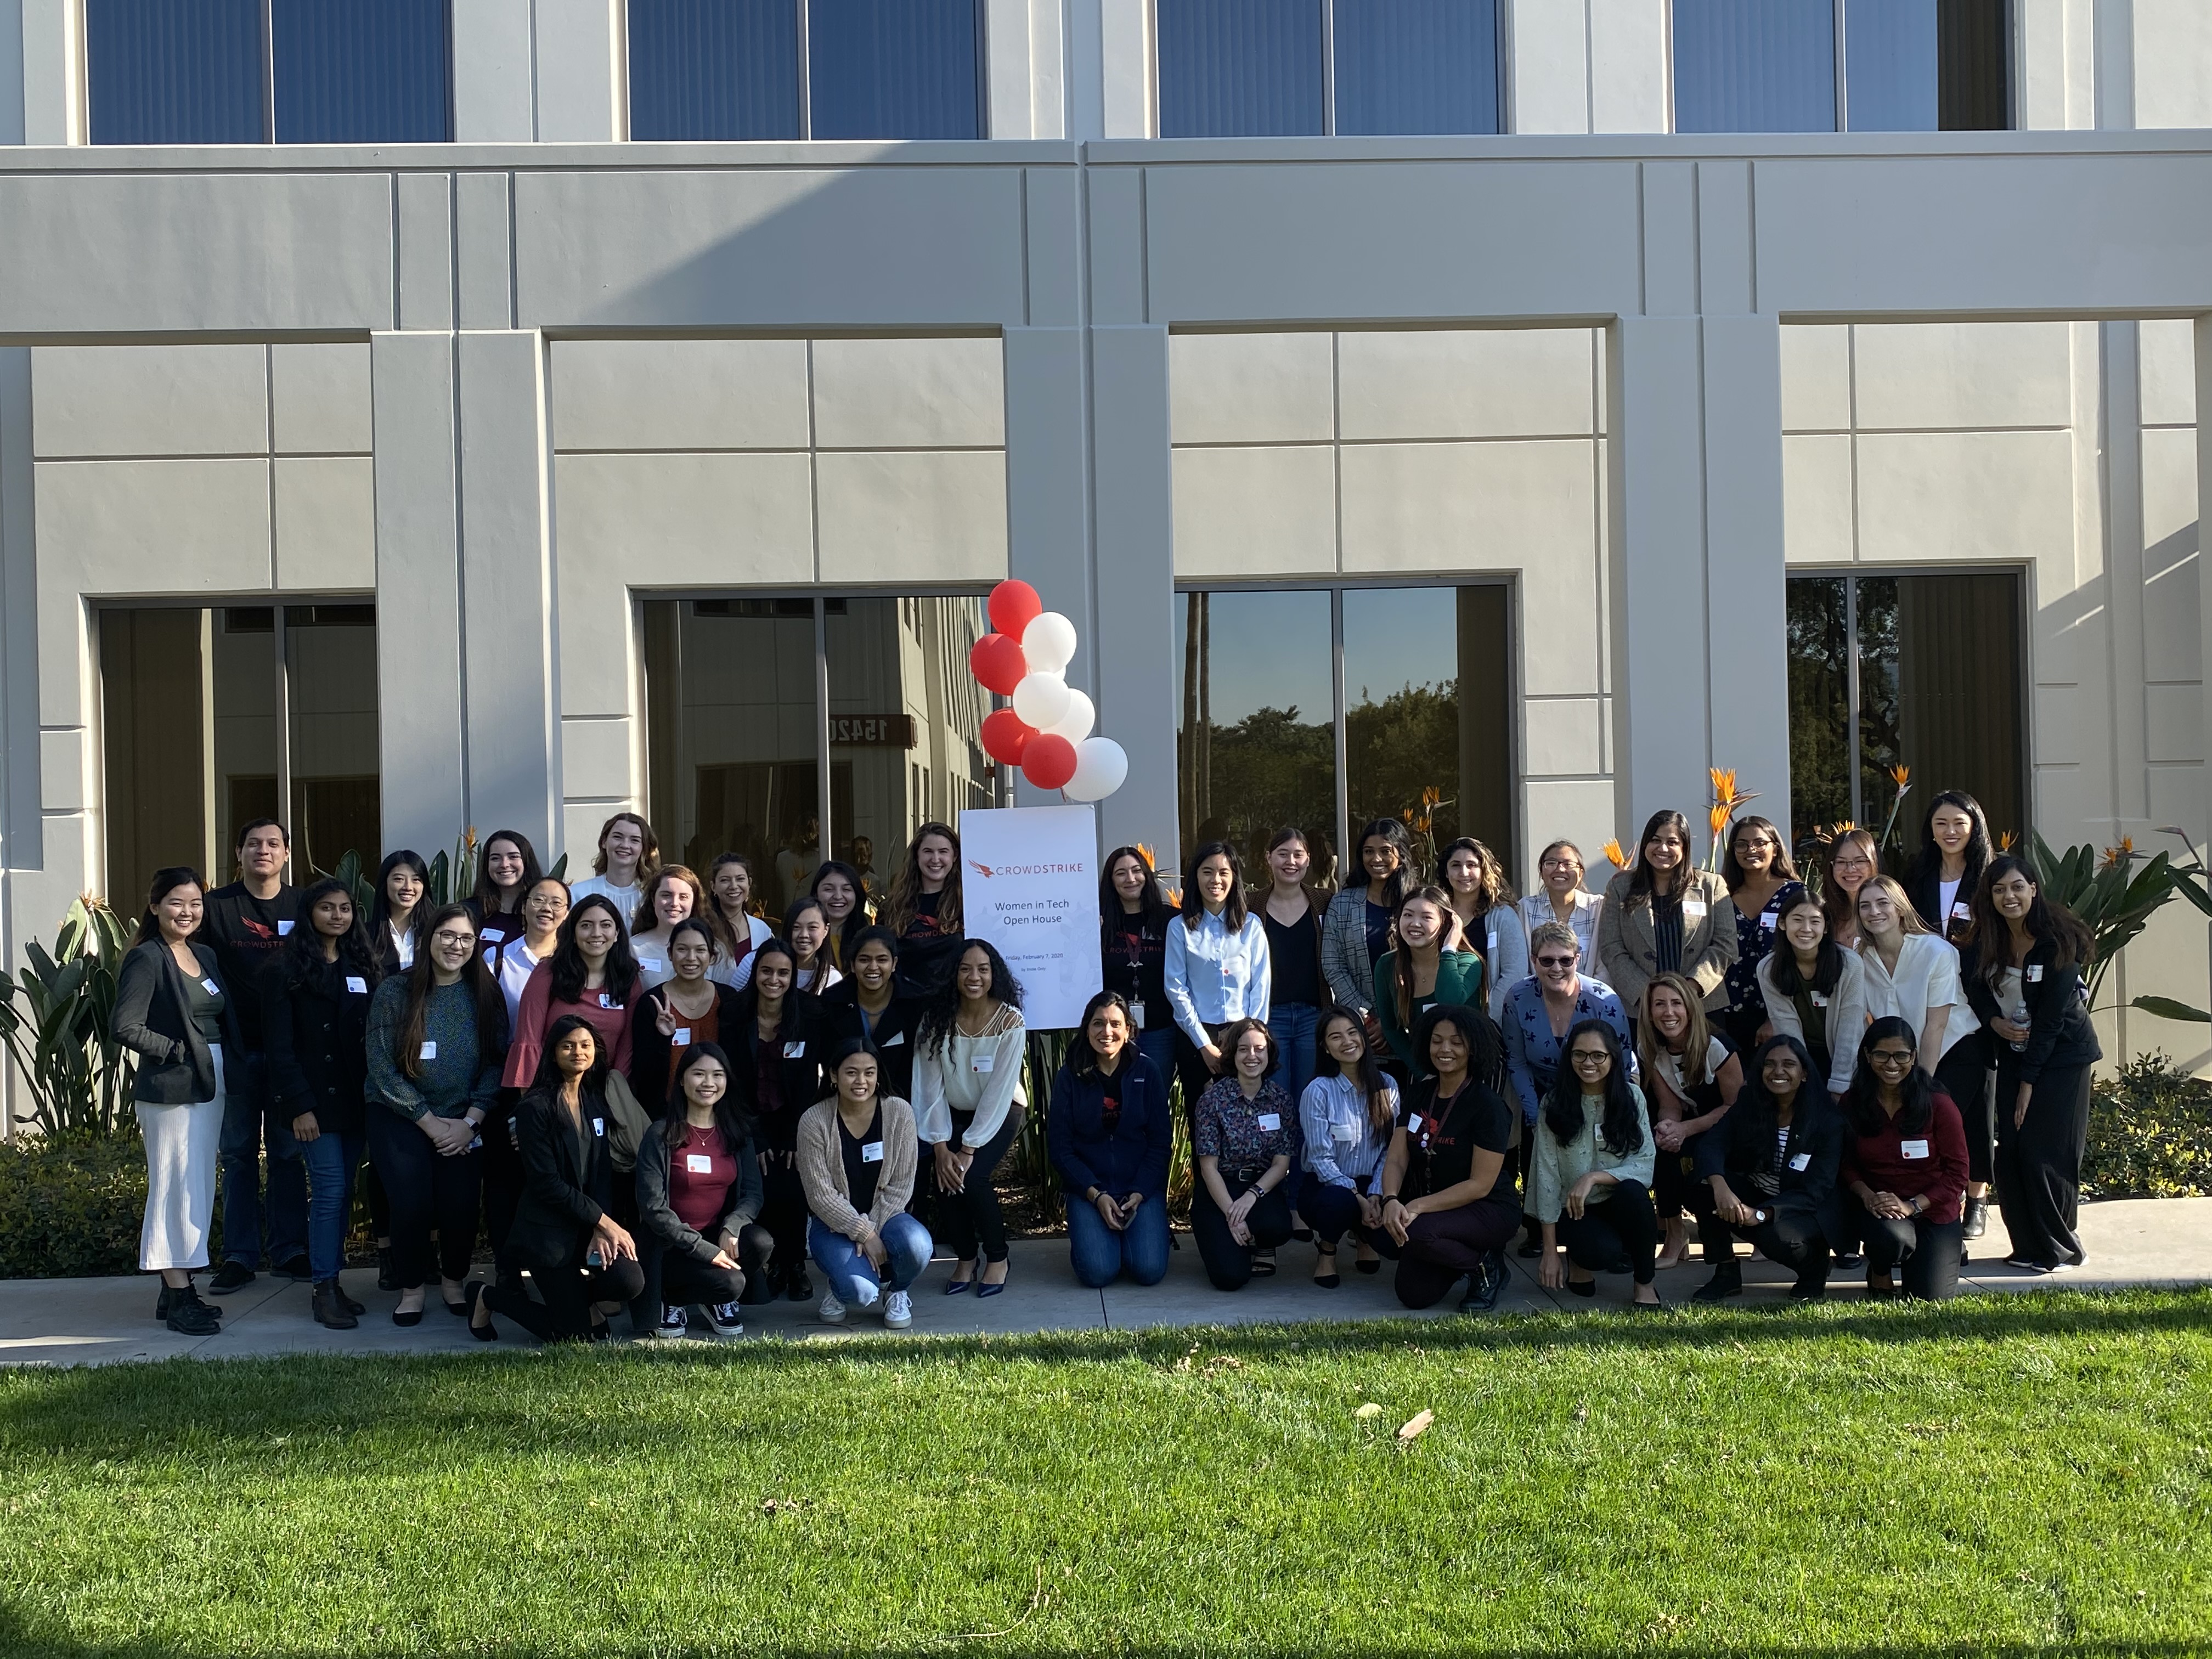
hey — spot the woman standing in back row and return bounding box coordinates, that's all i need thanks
[1519,840,1602,970]
[1718,816,1801,1055]
[883,823,966,996]
[1438,837,1526,1022]
[1596,810,1736,1023]
[1907,791,1995,945]
[570,811,657,923]
[1321,819,1414,1056]
[1258,827,1329,1108]
[1101,847,1178,1084]
[1164,841,1272,1112]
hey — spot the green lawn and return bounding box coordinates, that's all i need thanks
[2,1290,2208,1658]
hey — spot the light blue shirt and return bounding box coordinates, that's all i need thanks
[1299,1072,1397,1194]
[1164,907,1271,1045]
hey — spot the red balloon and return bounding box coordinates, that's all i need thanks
[981,708,1035,766]
[989,580,1043,640]
[1022,733,1079,792]
[969,632,1028,696]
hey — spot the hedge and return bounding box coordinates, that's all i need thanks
[2085,1052,2212,1199]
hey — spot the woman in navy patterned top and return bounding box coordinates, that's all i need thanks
[1719,816,1802,1054]
[1192,1018,1299,1291]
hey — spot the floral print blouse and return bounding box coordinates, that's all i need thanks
[1193,1076,1300,1183]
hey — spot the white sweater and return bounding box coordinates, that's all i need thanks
[913,1008,1029,1149]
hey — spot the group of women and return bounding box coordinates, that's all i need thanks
[112,787,2101,1336]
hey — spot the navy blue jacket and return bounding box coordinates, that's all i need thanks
[1047,1052,1172,1201]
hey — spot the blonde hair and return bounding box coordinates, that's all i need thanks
[1855,873,1931,939]
[1635,971,1714,1091]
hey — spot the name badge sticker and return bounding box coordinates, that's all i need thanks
[1951,902,1972,921]
[685,1153,713,1174]
[1256,1112,1281,1131]
[2028,965,2044,983]
[346,976,369,994]
[1683,900,1708,921]
[1761,914,1778,932]
[783,1041,806,1059]
[672,1028,691,1046]
[200,978,221,995]
[591,1117,605,1137]
[419,1041,438,1060]
[972,1053,994,1073]
[1486,928,1498,952]
[1405,1114,1421,1132]
[599,993,618,1008]
[1788,1152,1812,1172]
[1810,992,1830,1008]
[1334,1123,1357,1142]
[276,919,294,936]
[636,957,663,973]
[1900,1138,1931,1160]
[480,927,504,944]
[1129,1000,1146,1030]
[860,1141,885,1164]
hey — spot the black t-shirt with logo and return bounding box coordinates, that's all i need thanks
[1396,1078,1516,1203]
[202,881,299,1046]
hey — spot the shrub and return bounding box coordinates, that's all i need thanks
[2085,1052,2212,1199]
[0,1133,179,1279]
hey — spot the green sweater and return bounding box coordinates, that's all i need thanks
[365,979,501,1121]
[1374,950,1486,1073]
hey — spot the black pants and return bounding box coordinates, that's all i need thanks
[1995,1060,2092,1268]
[1851,1204,1965,1300]
[1651,1135,1705,1224]
[366,1109,482,1290]
[1556,1180,1660,1285]
[645,1234,766,1309]
[930,1108,1022,1264]
[1936,1042,1994,1189]
[1191,1172,1294,1290]
[1700,1194,1832,1285]
[486,1251,647,1342]
[479,1092,526,1284]
[1173,1026,1227,1125]
[1298,1173,1387,1252]
[750,1153,809,1302]
[1396,1195,1523,1308]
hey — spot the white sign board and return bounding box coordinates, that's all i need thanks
[959,804,1101,1030]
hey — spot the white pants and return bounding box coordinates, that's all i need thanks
[137,1045,226,1273]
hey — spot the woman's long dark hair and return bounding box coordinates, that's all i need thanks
[807,860,872,965]
[1391,885,1459,1028]
[278,876,380,988]
[1766,886,1846,998]
[1180,840,1250,930]
[135,866,206,945]
[1969,854,2095,986]
[526,1011,609,1100]
[1071,990,1136,1081]
[1318,1005,1395,1133]
[1910,790,1994,895]
[1720,815,1800,891]
[734,939,802,1042]
[1353,817,1415,905]
[397,905,509,1081]
[659,1040,758,1154]
[1624,811,1691,907]
[782,895,834,979]
[470,830,543,919]
[1544,1018,1643,1156]
[550,893,640,1007]
[916,937,1025,1054]
[885,823,962,937]
[370,849,432,954]
[1408,1002,1504,1092]
[1841,1015,1935,1138]
[1746,1032,1820,1120]
[1100,845,1175,934]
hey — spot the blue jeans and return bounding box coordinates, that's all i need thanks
[808,1212,932,1305]
[299,1128,365,1284]
[1268,1002,1322,1114]
[1066,1192,1171,1288]
[218,1053,308,1268]
[1134,1025,1177,1086]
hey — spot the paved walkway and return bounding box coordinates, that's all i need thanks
[3,1197,2205,1365]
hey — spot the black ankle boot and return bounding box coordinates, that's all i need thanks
[1961,1195,1988,1240]
[1692,1259,1743,1302]
[312,1280,359,1330]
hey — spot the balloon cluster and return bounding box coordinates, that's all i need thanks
[968,580,1130,802]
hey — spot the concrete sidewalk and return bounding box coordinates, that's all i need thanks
[3,1196,2205,1366]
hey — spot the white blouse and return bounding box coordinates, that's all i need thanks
[913,1009,1028,1149]
[1859,933,1968,1063]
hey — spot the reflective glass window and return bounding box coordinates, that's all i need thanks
[1673,0,1837,134]
[270,0,453,143]
[87,0,266,145]
[807,0,982,140]
[1331,0,1500,137]
[1157,0,1325,138]
[628,0,802,141]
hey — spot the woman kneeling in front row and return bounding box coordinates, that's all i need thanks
[798,1039,934,1329]
[635,1042,771,1337]
[1694,1034,1843,1302]
[1191,1018,1299,1290]
[1532,1020,1662,1308]
[1379,1005,1521,1312]
[1838,1017,1969,1300]
[1049,992,1173,1288]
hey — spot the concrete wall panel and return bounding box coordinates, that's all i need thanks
[1852,321,2074,431]
[551,340,810,451]
[31,346,267,459]
[1340,438,1595,582]
[34,459,270,591]
[812,336,1007,448]
[1782,433,1854,565]
[273,456,376,590]
[1854,430,2076,563]
[452,0,537,142]
[1169,445,1336,578]
[1524,695,1604,776]
[1587,0,1669,133]
[1780,325,1852,432]
[534,0,620,141]
[554,451,815,611]
[2146,681,2202,764]
[1508,0,1590,134]
[1168,332,1334,445]
[2142,425,2200,681]
[814,449,1009,583]
[2134,0,2212,129]
[1336,328,1595,439]
[271,343,373,455]
[2141,318,2198,427]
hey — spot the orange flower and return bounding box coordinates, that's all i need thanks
[464,826,479,851]
[1997,830,2017,853]
[2103,836,2136,870]
[1708,803,1731,840]
[1709,766,1739,806]
[1888,763,1910,790]
[1601,838,1627,870]
[1134,843,1158,872]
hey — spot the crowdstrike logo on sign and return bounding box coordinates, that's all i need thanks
[970,860,1085,878]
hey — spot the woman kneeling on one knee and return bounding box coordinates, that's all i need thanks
[797,1039,933,1330]
[1378,1005,1521,1313]
[1049,992,1173,1288]
[1296,1006,1399,1286]
[1838,1017,1970,1300]
[1532,1020,1662,1308]
[1192,1018,1299,1290]
[635,1041,772,1338]
[1694,1034,1844,1303]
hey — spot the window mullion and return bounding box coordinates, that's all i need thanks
[796,0,812,139]
[1320,0,1336,136]
[1331,587,1349,885]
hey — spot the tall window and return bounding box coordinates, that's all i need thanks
[1672,0,2010,134]
[1156,0,1500,139]
[1175,583,1513,884]
[628,0,985,142]
[87,0,454,145]
[100,604,382,907]
[1786,572,2025,866]
[642,595,997,921]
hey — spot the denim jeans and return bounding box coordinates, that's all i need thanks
[1065,1192,1171,1288]
[1267,1003,1322,1116]
[217,1052,308,1268]
[1133,1026,1177,1090]
[808,1212,932,1305]
[298,1128,364,1284]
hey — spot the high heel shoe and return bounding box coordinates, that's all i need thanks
[465,1281,499,1341]
[1312,1245,1341,1289]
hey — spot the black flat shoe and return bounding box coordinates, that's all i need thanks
[1566,1278,1596,1298]
[1693,1262,1744,1302]
[1630,1294,1667,1312]
[1355,1256,1380,1275]
[391,1304,424,1327]
[442,1294,470,1318]
[375,1246,398,1293]
[465,1282,499,1341]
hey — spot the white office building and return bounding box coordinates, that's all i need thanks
[2,0,2210,1071]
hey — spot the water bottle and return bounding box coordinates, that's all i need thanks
[2010,1012,2029,1054]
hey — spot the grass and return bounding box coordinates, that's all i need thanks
[1,1290,2209,1657]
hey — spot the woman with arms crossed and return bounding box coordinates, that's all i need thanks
[1637,972,1743,1271]
[912,941,1028,1296]
[882,823,966,996]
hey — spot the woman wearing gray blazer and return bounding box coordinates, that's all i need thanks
[1595,811,1738,1020]
[111,867,246,1335]
[1321,818,1415,1036]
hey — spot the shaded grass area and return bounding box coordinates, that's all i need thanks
[2,1290,2210,1657]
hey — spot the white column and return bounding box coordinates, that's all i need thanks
[534,0,623,142]
[19,0,74,145]
[452,0,537,143]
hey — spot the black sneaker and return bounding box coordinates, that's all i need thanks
[165,1288,222,1335]
[1787,1274,1830,1301]
[1692,1260,1744,1302]
[786,1266,814,1302]
[273,1254,314,1284]
[207,1261,256,1295]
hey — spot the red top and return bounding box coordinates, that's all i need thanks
[667,1124,736,1233]
[1841,1087,1970,1226]
[504,961,634,1088]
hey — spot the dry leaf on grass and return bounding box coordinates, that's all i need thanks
[1397,1409,1434,1442]
[1354,1402,1384,1420]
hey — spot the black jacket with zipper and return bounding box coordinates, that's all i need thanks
[506,1085,617,1269]
[262,955,375,1136]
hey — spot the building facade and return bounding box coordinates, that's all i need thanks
[3,0,2211,1080]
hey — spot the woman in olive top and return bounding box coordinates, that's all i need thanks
[1259,826,1329,1108]
[628,917,744,1108]
[470,1017,642,1343]
[798,1039,933,1329]
[1321,817,1414,1047]
[1906,791,1994,944]
[1378,1005,1520,1312]
[1190,1019,1299,1291]
[1049,992,1174,1288]
[634,1041,768,1337]
[729,940,823,1301]
[1374,885,1483,1073]
[1718,815,1801,1054]
[1164,841,1272,1111]
[784,896,844,994]
[1297,1006,1399,1285]
[1597,810,1737,1022]
[1693,1034,1843,1302]
[1532,1020,1661,1307]
[628,865,710,992]
[365,904,507,1325]
[1839,1018,1971,1300]
[1638,972,1743,1271]
[467,830,543,949]
[262,877,380,1330]
[1439,836,1527,1022]
[704,853,775,990]
[112,867,242,1335]
[1101,845,1177,1082]
[883,823,966,996]
[370,849,431,977]
[505,894,638,1090]
[913,940,1028,1295]
[817,927,923,1103]
[1965,855,2102,1273]
[1820,828,1882,952]
[1755,885,1870,1098]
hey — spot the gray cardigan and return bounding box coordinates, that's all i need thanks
[112,939,244,1105]
[1321,889,1387,1018]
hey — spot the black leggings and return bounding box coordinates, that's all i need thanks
[1700,1196,1832,1283]
[751,1153,809,1300]
[1173,1027,1227,1125]
[930,1109,1022,1265]
[1936,1042,1994,1189]
[479,1093,526,1284]
[1299,1173,1385,1251]
[644,1227,772,1310]
[1853,1206,1965,1300]
[1555,1180,1660,1285]
[486,1250,647,1342]
[366,1109,482,1290]
[1191,1172,1294,1290]
[1395,1195,1522,1308]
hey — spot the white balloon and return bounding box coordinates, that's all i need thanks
[1012,670,1071,729]
[1046,687,1094,742]
[1022,611,1079,674]
[1063,736,1129,802]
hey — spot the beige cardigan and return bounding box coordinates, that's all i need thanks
[1595,867,1738,1017]
[796,1093,918,1240]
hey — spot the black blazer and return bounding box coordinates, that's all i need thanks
[1698,1091,1843,1207]
[729,999,827,1153]
[506,1086,617,1269]
[261,955,376,1135]
[815,981,923,1102]
[112,939,245,1104]
[634,1119,764,1266]
[1904,865,1982,946]
[625,982,746,1110]
[1962,940,2101,1084]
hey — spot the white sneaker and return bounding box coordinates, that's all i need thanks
[706,1301,743,1336]
[657,1304,688,1337]
[817,1289,847,1324]
[883,1290,913,1329]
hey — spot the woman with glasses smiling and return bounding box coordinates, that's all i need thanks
[1531,1020,1662,1309]
[1821,829,1882,952]
[1838,1017,1970,1300]
[1518,841,1602,968]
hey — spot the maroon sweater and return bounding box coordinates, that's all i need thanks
[1841,1088,1970,1226]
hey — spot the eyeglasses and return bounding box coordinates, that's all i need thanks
[1867,1049,1915,1066]
[1536,955,1577,969]
[1569,1049,1610,1066]
[431,929,476,947]
[1833,856,1874,873]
